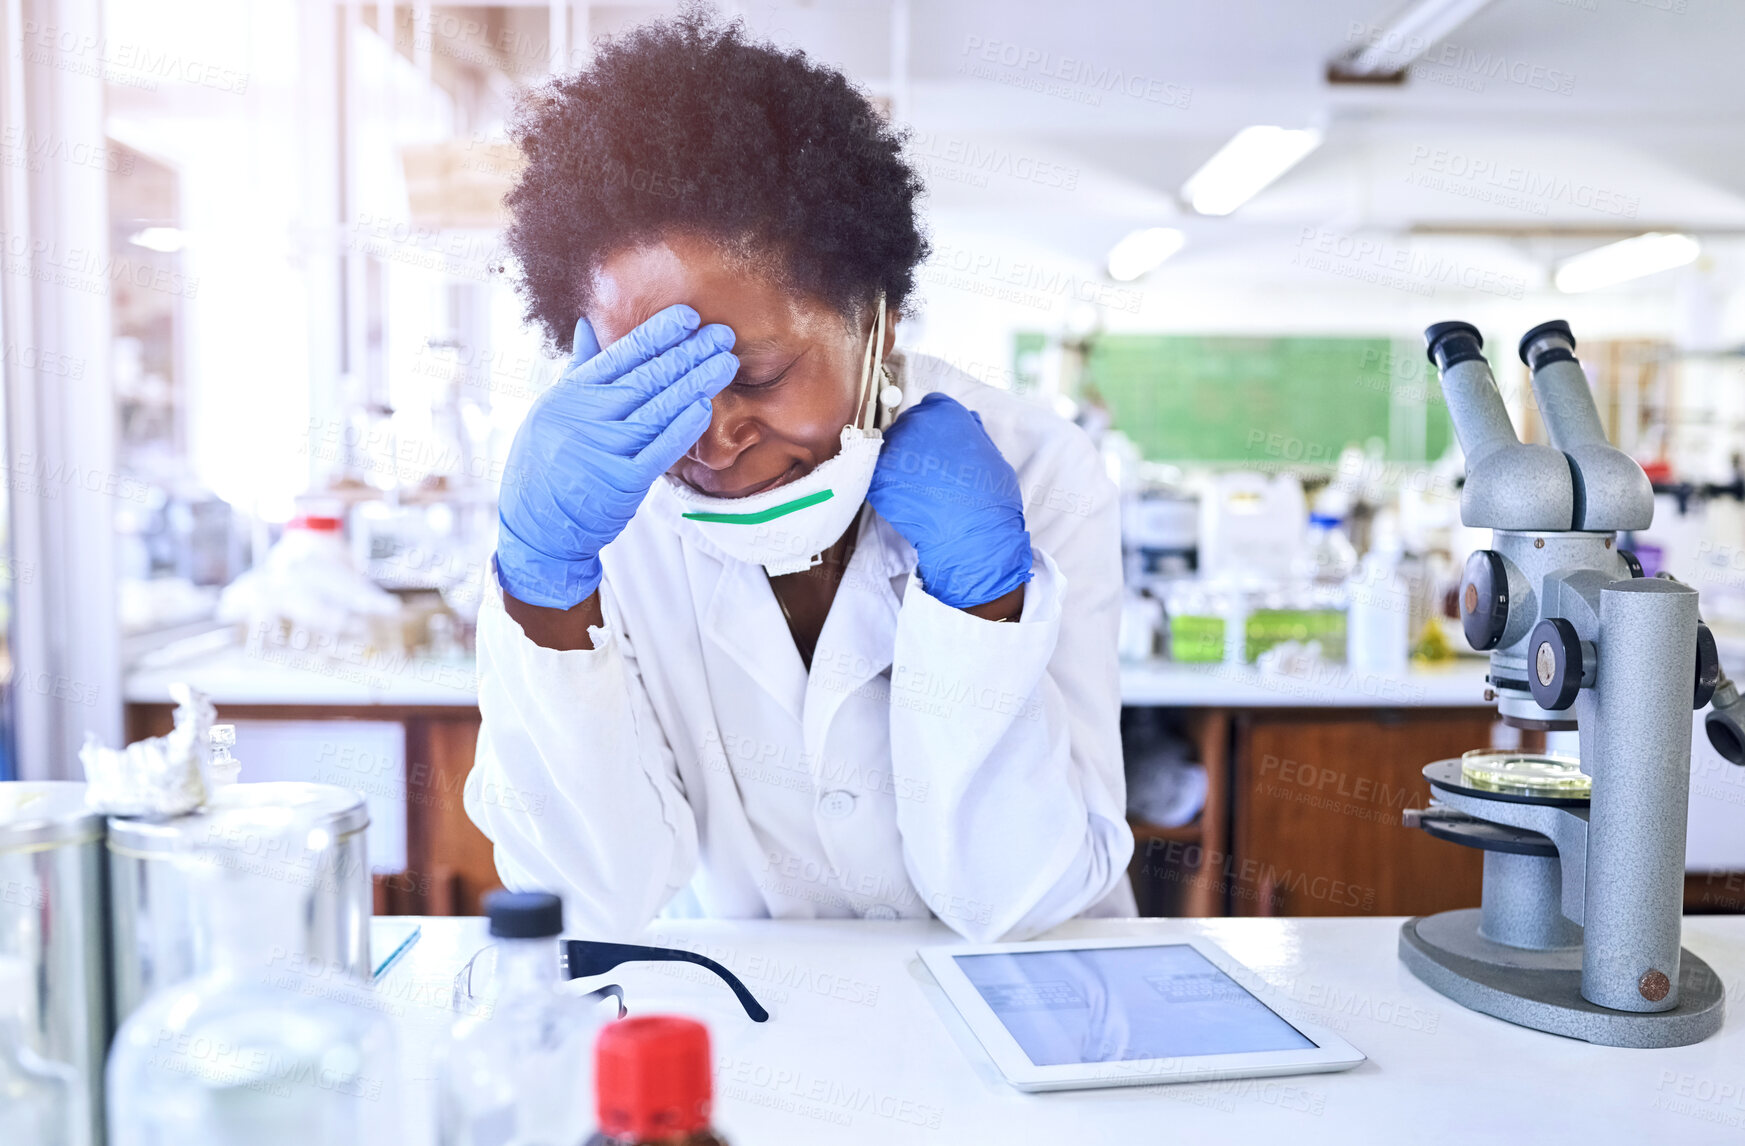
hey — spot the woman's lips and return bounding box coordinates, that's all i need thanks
[690,460,802,499]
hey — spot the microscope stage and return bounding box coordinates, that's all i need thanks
[1424,757,1590,808]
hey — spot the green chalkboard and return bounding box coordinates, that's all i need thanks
[1014,333,1453,465]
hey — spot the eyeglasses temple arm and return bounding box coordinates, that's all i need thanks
[562,940,770,1023]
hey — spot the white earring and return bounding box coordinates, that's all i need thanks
[878,367,901,409]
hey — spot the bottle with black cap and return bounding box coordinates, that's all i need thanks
[438,890,610,1146]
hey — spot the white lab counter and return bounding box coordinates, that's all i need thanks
[379,914,1745,1145]
[124,643,480,707]
[123,642,1493,710]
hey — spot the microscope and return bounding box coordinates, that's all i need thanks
[1400,319,1732,1048]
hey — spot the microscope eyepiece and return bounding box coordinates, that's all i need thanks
[1424,321,1486,371]
[1707,708,1745,766]
[1705,679,1745,766]
[1518,319,1577,370]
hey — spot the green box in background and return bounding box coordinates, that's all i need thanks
[1167,614,1225,663]
[1013,332,1454,467]
[1245,608,1347,663]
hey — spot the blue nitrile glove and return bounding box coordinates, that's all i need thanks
[496,305,738,608]
[867,392,1033,610]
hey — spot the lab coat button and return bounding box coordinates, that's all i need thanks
[818,789,857,819]
[863,904,898,921]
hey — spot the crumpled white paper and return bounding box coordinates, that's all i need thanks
[80,682,217,816]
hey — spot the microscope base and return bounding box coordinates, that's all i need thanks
[1400,910,1724,1048]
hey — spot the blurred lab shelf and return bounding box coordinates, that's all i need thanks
[1116,657,1493,708]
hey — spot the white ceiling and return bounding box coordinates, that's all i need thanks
[646,0,1745,296]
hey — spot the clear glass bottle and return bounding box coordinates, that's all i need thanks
[438,891,609,1146]
[0,956,79,1146]
[1301,513,1358,585]
[207,724,241,786]
[106,820,398,1146]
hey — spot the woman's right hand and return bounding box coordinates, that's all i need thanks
[496,304,738,609]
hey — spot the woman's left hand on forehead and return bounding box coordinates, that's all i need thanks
[867,392,1034,611]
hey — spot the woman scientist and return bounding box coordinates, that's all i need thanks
[464,10,1135,942]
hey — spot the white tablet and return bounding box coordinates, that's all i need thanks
[918,936,1366,1092]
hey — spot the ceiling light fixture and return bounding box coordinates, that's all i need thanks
[1181,127,1322,217]
[1330,0,1499,81]
[1554,232,1700,293]
[1106,227,1185,282]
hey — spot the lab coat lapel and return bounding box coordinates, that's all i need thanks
[698,547,809,726]
[801,510,912,765]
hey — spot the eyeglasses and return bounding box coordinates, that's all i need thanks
[452,939,770,1023]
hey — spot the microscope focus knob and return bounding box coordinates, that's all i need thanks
[1529,618,1585,710]
[1695,623,1721,710]
[1460,550,1510,651]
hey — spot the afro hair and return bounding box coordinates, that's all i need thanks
[502,5,930,355]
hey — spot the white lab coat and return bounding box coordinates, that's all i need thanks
[464,350,1136,942]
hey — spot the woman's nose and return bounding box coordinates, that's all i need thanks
[686,388,760,470]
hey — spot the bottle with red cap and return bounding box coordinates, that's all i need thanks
[585,1016,728,1146]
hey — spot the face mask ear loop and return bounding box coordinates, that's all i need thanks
[856,290,887,433]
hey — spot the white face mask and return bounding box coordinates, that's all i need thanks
[666,292,900,576]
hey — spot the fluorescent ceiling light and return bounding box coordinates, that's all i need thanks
[1336,0,1499,78]
[128,227,185,253]
[1181,127,1322,217]
[1107,227,1185,282]
[1554,233,1700,293]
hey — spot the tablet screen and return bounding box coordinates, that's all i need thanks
[953,944,1314,1066]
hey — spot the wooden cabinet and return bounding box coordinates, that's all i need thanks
[1127,705,1498,919]
[1228,708,1494,917]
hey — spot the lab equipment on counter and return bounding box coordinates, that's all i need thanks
[218,512,402,656]
[1197,471,1305,582]
[439,891,614,1146]
[1299,512,1358,584]
[0,956,80,1146]
[585,1016,728,1146]
[1400,319,1728,1046]
[918,935,1364,1092]
[107,807,398,1146]
[1161,580,1227,663]
[79,682,216,817]
[1121,487,1198,581]
[1346,517,1410,675]
[1116,591,1163,662]
[107,781,373,1030]
[207,724,241,786]
[0,782,109,1146]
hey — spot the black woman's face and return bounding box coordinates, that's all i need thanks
[586,233,896,499]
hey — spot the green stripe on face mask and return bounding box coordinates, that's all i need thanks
[681,488,834,525]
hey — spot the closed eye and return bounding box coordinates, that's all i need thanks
[733,353,802,390]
